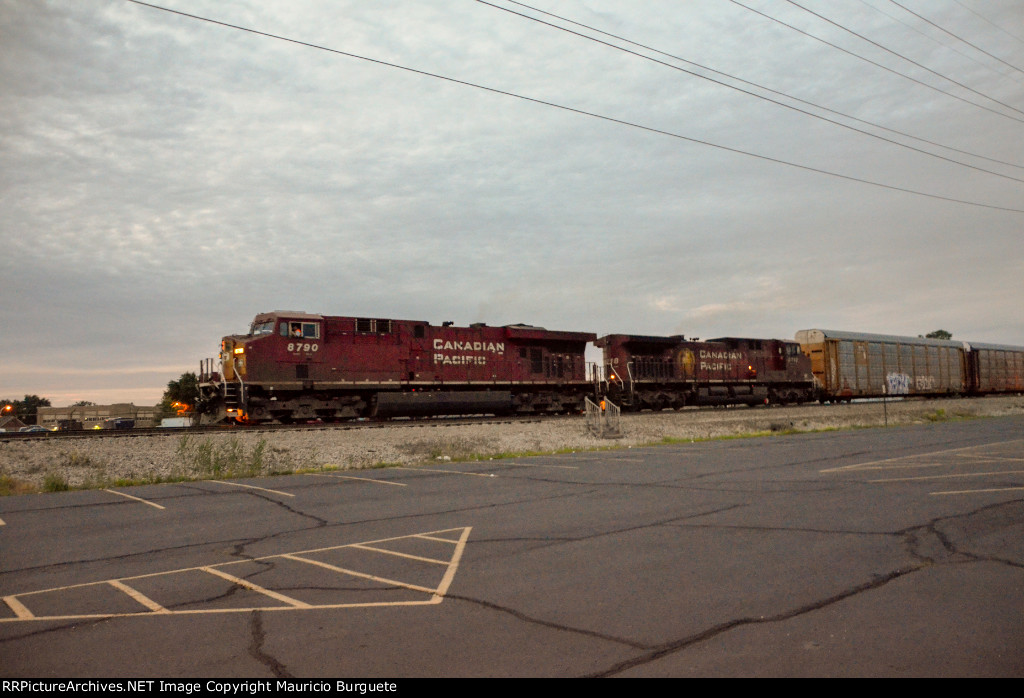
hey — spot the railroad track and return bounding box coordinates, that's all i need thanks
[0,414,556,441]
[1,396,956,442]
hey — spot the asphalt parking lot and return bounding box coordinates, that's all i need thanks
[1,416,1022,677]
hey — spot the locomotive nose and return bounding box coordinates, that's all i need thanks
[220,338,247,379]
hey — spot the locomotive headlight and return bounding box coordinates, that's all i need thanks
[234,347,245,355]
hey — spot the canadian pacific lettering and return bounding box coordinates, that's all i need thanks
[432,339,504,367]
[432,339,504,353]
[434,354,488,365]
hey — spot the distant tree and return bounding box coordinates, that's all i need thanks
[925,330,953,340]
[71,400,96,407]
[2,395,53,426]
[159,372,199,418]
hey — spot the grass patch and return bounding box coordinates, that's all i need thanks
[660,431,772,445]
[42,473,70,492]
[175,435,321,480]
[177,435,268,478]
[399,436,498,463]
[0,475,38,496]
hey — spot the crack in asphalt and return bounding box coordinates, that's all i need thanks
[244,490,330,528]
[444,593,651,650]
[586,566,921,677]
[468,503,747,552]
[579,498,1024,677]
[248,610,293,678]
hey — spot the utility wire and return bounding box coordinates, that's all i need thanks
[781,0,1024,118]
[482,0,1024,180]
[857,0,1024,83]
[953,0,1024,47]
[886,0,1024,77]
[729,0,1024,125]
[122,0,1024,214]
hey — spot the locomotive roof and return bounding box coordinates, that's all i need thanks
[795,329,964,348]
[263,310,324,320]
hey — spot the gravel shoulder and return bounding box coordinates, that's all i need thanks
[2,396,1022,493]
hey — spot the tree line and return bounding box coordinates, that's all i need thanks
[2,373,199,427]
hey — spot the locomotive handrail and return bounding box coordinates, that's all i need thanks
[584,397,623,438]
[231,356,245,406]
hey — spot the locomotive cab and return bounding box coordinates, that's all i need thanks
[222,313,325,381]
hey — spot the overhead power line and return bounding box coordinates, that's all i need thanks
[480,0,1024,181]
[122,0,1024,214]
[780,0,1024,118]
[953,0,1024,47]
[886,0,1024,78]
[729,0,1024,125]
[856,0,1024,84]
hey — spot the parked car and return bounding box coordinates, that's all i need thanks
[19,425,49,432]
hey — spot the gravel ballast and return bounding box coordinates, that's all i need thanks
[1,396,1022,492]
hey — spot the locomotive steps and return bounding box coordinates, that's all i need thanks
[1,396,1022,494]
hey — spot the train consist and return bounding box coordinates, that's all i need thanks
[197,311,1024,424]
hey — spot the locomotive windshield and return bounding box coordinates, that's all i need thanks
[250,321,275,336]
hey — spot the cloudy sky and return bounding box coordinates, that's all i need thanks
[2,0,1022,406]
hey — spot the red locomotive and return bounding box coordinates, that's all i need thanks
[597,334,815,409]
[198,311,595,423]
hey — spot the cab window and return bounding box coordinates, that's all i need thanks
[281,321,320,339]
[250,321,275,336]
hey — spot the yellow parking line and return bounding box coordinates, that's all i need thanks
[108,580,169,614]
[871,469,1024,483]
[103,489,166,510]
[931,486,1024,496]
[433,526,472,599]
[0,598,444,623]
[279,554,438,595]
[395,466,495,478]
[209,480,295,497]
[3,596,34,619]
[313,473,407,487]
[415,533,460,543]
[349,543,448,565]
[201,566,311,608]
